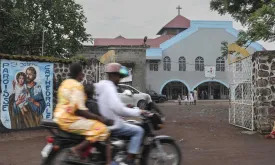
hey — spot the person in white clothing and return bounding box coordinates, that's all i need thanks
[95,63,148,165]
[193,90,198,105]
[177,93,181,105]
[183,95,188,105]
[188,92,194,105]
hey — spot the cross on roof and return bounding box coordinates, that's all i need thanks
[176,5,182,15]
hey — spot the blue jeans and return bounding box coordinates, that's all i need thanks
[112,122,144,154]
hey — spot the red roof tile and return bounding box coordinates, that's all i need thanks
[94,35,174,48]
[147,35,175,47]
[157,15,190,35]
[93,15,189,47]
[94,38,143,46]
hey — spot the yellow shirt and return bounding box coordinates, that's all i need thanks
[53,79,88,129]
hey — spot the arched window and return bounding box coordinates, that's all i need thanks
[149,61,158,71]
[195,56,204,71]
[179,56,186,71]
[163,56,171,71]
[216,57,225,72]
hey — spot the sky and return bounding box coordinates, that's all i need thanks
[75,0,274,50]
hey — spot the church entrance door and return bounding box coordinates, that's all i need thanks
[161,81,188,100]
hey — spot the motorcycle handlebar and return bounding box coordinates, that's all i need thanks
[141,111,154,118]
[140,111,166,123]
[148,102,164,117]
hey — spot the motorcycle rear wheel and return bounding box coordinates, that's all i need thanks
[46,147,106,165]
[46,148,69,165]
[141,139,182,165]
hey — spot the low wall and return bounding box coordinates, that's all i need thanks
[252,51,275,134]
[78,45,147,92]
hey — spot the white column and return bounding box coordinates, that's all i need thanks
[221,84,223,99]
[181,84,183,98]
[208,83,210,99]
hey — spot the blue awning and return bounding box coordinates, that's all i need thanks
[146,48,162,60]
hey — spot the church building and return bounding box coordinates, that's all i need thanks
[92,6,265,100]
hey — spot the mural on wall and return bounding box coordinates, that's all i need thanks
[1,60,53,129]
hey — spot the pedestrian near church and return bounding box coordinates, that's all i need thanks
[193,90,198,105]
[177,93,181,105]
[188,92,194,105]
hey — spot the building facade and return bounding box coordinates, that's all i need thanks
[92,12,265,100]
[77,46,147,92]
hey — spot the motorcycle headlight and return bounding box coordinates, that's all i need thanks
[158,124,164,129]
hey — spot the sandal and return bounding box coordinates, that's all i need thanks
[265,134,275,139]
[67,148,82,161]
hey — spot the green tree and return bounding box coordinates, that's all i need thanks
[220,41,229,58]
[210,0,274,58]
[0,0,92,57]
[210,0,275,43]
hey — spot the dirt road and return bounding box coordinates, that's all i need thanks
[0,101,274,165]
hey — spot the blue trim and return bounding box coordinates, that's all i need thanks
[159,79,191,94]
[159,27,199,50]
[191,20,232,29]
[158,20,265,51]
[191,79,229,91]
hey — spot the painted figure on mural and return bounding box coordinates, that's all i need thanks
[12,72,30,115]
[9,67,46,129]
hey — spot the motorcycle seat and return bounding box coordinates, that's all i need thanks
[40,119,59,128]
[58,130,85,140]
[40,119,135,141]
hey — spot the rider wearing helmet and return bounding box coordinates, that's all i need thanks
[95,63,148,165]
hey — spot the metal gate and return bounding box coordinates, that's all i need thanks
[228,56,254,130]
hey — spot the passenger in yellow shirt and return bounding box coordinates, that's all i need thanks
[54,62,114,165]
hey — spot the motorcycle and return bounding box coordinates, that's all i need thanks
[40,107,181,165]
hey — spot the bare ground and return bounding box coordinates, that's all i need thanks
[0,101,274,165]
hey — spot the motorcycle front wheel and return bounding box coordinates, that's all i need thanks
[46,148,69,165]
[141,139,182,165]
[46,147,106,165]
